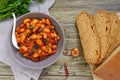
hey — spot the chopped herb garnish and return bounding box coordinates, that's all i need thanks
[29,25,34,30]
[42,39,47,45]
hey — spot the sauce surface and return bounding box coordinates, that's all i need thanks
[15,18,60,62]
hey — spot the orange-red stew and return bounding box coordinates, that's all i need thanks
[15,18,60,62]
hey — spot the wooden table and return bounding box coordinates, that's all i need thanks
[0,0,120,80]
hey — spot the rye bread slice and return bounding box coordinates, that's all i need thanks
[76,11,101,64]
[107,13,120,55]
[94,10,110,62]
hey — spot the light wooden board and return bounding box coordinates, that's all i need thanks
[0,0,120,80]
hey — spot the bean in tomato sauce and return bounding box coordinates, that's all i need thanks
[15,18,60,62]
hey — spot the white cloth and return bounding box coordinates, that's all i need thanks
[0,0,55,80]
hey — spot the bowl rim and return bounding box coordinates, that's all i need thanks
[11,12,65,69]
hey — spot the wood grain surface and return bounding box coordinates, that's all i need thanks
[0,0,120,80]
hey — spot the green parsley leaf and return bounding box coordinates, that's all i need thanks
[29,25,34,30]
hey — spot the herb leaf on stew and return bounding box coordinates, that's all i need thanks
[42,39,47,45]
[29,25,34,30]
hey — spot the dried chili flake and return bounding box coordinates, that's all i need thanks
[64,62,69,77]
[67,35,70,38]
[63,51,68,56]
[63,48,69,56]
[65,48,68,50]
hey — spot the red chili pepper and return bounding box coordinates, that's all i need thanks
[64,62,69,77]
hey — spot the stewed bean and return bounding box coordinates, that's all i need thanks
[16,18,60,62]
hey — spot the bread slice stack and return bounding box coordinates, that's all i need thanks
[76,10,120,64]
[77,10,120,80]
